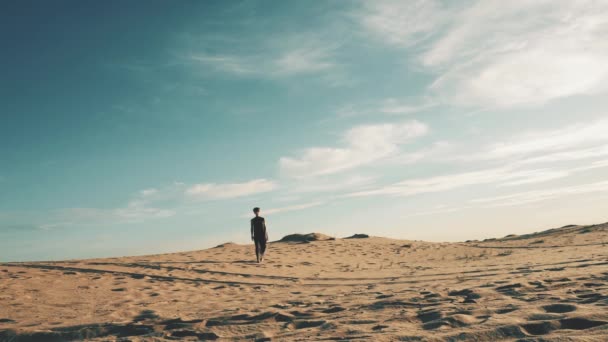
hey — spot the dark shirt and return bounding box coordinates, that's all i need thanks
[251,216,267,241]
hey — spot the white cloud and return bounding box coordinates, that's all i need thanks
[186,179,278,199]
[483,119,608,159]
[140,188,158,197]
[60,203,175,225]
[379,97,438,115]
[401,204,469,218]
[320,97,437,126]
[359,1,608,108]
[472,180,608,207]
[187,34,339,80]
[425,1,608,107]
[341,118,608,201]
[347,167,512,198]
[290,175,376,193]
[360,0,447,46]
[389,141,452,165]
[115,200,176,220]
[63,188,179,224]
[251,201,325,217]
[190,54,256,74]
[191,47,335,77]
[517,145,608,165]
[447,120,608,164]
[279,121,428,178]
[48,178,278,227]
[347,161,608,198]
[333,97,437,120]
[275,46,334,75]
[497,169,570,187]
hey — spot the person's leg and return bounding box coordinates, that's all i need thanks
[257,239,266,262]
[254,239,261,263]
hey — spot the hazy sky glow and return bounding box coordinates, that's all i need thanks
[2,0,608,261]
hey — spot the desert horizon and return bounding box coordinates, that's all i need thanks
[2,221,607,341]
[2,220,605,263]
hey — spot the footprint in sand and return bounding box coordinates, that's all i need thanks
[542,303,577,313]
[321,306,346,314]
[291,320,326,329]
[170,330,220,339]
[495,305,518,314]
[522,318,608,336]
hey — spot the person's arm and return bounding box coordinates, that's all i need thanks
[251,220,254,241]
[263,219,268,241]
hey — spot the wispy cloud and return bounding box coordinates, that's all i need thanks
[347,167,513,198]
[58,185,181,225]
[347,161,608,199]
[333,97,437,120]
[472,180,608,207]
[470,119,608,160]
[186,35,339,80]
[359,1,608,108]
[289,175,376,193]
[190,54,256,75]
[389,141,452,165]
[59,203,175,226]
[359,0,447,47]
[0,223,46,232]
[517,145,608,165]
[140,188,159,197]
[243,201,325,218]
[427,2,608,107]
[343,118,608,202]
[401,177,608,216]
[186,179,278,199]
[279,121,428,178]
[400,204,469,218]
[42,178,279,228]
[274,46,335,75]
[380,97,438,115]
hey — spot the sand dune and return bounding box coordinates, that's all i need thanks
[1,223,607,341]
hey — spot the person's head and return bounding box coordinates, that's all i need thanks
[253,207,260,216]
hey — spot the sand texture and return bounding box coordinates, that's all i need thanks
[1,223,607,341]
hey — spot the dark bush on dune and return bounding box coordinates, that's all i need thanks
[214,242,237,248]
[279,233,335,243]
[346,234,370,239]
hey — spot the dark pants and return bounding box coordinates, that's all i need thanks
[254,238,267,260]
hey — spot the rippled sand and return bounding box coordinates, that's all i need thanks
[1,223,607,341]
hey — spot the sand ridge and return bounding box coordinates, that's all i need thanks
[1,223,607,341]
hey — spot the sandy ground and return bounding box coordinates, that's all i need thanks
[1,223,607,341]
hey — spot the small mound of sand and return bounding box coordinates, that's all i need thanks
[493,222,607,242]
[279,233,334,243]
[215,242,238,248]
[346,234,370,239]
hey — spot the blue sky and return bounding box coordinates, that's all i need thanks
[2,1,608,261]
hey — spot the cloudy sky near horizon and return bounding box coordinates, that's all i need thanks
[2,0,608,261]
